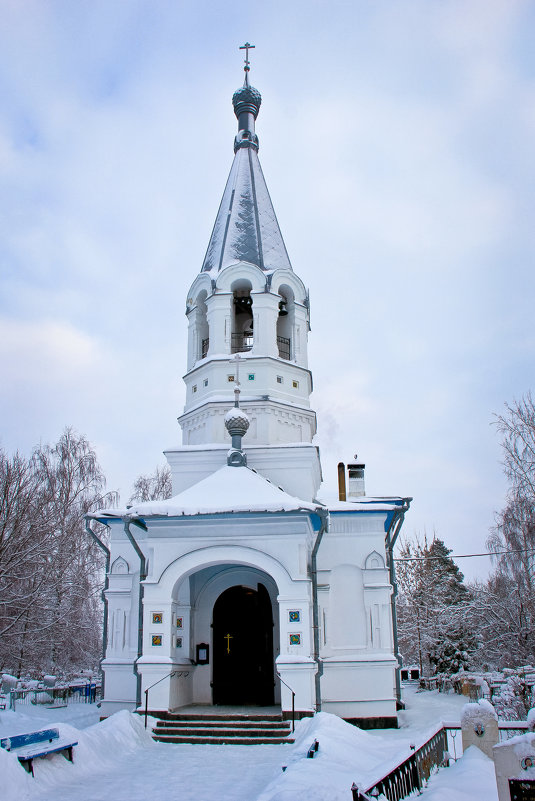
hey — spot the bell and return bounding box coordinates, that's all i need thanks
[278,300,288,316]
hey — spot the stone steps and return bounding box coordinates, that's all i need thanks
[151,712,295,745]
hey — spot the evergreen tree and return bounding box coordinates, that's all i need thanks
[396,535,476,675]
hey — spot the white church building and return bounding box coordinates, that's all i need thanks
[92,54,411,728]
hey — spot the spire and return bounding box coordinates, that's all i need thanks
[201,45,292,274]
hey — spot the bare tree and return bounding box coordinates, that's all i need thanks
[483,393,535,666]
[129,464,172,503]
[495,392,535,500]
[0,428,117,675]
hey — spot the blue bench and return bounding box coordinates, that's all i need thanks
[0,728,78,776]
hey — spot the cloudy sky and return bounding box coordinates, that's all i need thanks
[1,0,533,580]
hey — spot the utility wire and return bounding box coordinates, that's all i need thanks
[393,548,535,562]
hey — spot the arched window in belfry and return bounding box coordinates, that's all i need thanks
[231,279,253,354]
[196,290,209,360]
[276,284,294,360]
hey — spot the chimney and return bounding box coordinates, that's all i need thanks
[347,462,365,498]
[337,462,346,501]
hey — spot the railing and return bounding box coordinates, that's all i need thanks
[231,332,253,353]
[277,336,290,360]
[351,724,448,801]
[8,684,100,710]
[276,672,296,733]
[201,338,209,358]
[143,670,190,729]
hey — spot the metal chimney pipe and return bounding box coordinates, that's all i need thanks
[337,462,346,501]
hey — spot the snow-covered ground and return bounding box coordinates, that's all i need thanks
[0,685,498,801]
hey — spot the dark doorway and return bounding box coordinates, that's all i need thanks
[212,583,274,705]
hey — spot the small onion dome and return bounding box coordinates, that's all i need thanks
[232,84,262,119]
[225,406,250,438]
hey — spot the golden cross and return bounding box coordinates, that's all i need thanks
[239,42,255,73]
[224,633,233,654]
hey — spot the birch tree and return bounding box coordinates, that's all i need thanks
[0,429,116,675]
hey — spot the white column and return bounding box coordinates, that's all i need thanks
[251,292,279,358]
[206,293,231,356]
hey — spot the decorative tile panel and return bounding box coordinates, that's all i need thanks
[152,635,162,646]
[152,612,163,624]
[289,633,301,646]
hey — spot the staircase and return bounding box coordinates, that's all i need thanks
[152,710,295,745]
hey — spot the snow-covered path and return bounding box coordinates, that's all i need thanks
[32,741,288,801]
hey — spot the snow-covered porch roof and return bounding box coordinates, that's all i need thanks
[96,463,324,521]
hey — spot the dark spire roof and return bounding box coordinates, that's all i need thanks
[201,57,292,274]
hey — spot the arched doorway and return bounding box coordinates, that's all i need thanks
[212,583,274,705]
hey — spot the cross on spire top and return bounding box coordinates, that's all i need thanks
[239,42,255,81]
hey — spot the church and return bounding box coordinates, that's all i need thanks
[92,48,411,728]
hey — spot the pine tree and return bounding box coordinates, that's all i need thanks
[396,535,476,675]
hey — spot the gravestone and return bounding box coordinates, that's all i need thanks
[494,732,535,801]
[461,699,499,759]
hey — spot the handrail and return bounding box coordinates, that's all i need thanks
[143,671,189,729]
[352,723,448,801]
[276,673,296,733]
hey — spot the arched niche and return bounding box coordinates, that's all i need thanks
[364,551,385,570]
[111,556,129,574]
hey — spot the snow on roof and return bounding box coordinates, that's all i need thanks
[99,464,322,519]
[320,494,407,512]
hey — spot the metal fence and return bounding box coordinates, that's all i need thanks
[7,684,101,710]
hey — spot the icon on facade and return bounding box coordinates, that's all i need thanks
[289,633,301,646]
[176,637,183,648]
[152,612,163,624]
[289,610,300,623]
[176,617,183,629]
[152,635,162,646]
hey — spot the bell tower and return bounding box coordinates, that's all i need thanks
[166,46,322,501]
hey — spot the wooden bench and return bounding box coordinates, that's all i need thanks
[0,728,78,776]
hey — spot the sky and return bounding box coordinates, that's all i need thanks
[0,0,534,581]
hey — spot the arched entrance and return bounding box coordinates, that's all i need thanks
[212,583,274,705]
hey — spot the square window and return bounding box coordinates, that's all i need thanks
[292,380,299,389]
[176,637,183,648]
[176,617,183,629]
[228,375,235,383]
[203,379,208,387]
[289,633,301,646]
[192,385,197,393]
[152,635,162,647]
[152,612,163,625]
[248,373,255,381]
[288,610,300,623]
[277,376,283,384]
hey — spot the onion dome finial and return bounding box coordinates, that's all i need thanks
[233,43,261,153]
